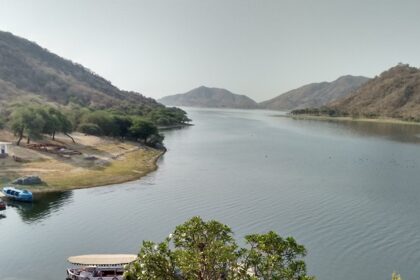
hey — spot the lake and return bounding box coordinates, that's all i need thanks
[1,108,420,280]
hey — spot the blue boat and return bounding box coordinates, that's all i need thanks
[2,187,33,202]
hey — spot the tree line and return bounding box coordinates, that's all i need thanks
[2,102,190,148]
[289,107,344,117]
[9,105,74,145]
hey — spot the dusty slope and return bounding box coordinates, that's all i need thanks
[330,64,420,121]
[260,75,369,111]
[0,31,160,111]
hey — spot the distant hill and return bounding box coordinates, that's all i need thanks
[0,31,160,112]
[159,86,258,109]
[330,64,420,121]
[259,75,370,111]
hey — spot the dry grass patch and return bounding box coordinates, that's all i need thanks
[0,131,163,192]
[31,148,162,192]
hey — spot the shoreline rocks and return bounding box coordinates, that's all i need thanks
[13,175,43,185]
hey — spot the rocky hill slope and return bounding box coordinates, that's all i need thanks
[260,75,369,111]
[0,31,159,112]
[330,64,420,121]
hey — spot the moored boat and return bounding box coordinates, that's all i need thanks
[66,254,137,280]
[2,187,33,202]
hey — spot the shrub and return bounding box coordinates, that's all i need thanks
[78,122,102,136]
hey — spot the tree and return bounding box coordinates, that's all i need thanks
[37,107,60,139]
[243,232,311,279]
[24,111,45,144]
[10,108,27,146]
[129,118,159,144]
[57,109,75,143]
[392,272,402,280]
[43,107,75,142]
[8,104,75,145]
[65,104,91,131]
[112,115,133,139]
[147,107,191,126]
[124,217,314,280]
[10,106,45,145]
[0,116,5,129]
[80,110,118,136]
[78,123,102,136]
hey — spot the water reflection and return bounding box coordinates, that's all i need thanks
[7,191,73,223]
[1,108,420,280]
[291,118,420,144]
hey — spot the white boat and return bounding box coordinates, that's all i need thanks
[66,254,137,280]
[2,186,33,202]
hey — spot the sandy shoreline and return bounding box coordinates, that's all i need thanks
[0,131,165,193]
[28,148,164,193]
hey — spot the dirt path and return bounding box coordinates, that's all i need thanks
[0,168,59,173]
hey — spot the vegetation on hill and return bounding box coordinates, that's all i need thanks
[1,102,189,148]
[260,76,369,111]
[124,216,314,280]
[329,64,420,121]
[159,86,259,109]
[290,107,343,117]
[0,31,191,146]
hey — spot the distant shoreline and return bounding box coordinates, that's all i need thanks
[158,123,194,130]
[284,114,420,126]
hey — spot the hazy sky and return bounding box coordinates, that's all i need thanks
[1,0,419,101]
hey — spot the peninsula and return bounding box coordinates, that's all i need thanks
[0,31,190,192]
[0,131,163,192]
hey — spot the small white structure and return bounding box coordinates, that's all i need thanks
[0,142,11,158]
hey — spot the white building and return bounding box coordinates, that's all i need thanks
[0,142,11,158]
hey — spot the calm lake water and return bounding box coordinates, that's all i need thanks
[1,108,420,280]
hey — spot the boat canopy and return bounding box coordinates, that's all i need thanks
[68,254,137,267]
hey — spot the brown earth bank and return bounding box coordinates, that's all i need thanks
[329,64,420,121]
[287,114,420,126]
[0,131,163,193]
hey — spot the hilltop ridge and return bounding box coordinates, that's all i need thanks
[259,75,369,111]
[0,31,160,112]
[159,86,258,109]
[329,64,420,121]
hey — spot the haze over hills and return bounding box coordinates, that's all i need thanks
[159,86,259,109]
[329,64,420,121]
[259,75,370,111]
[0,31,160,112]
[2,31,418,123]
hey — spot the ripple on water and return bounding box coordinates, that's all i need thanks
[2,108,420,280]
